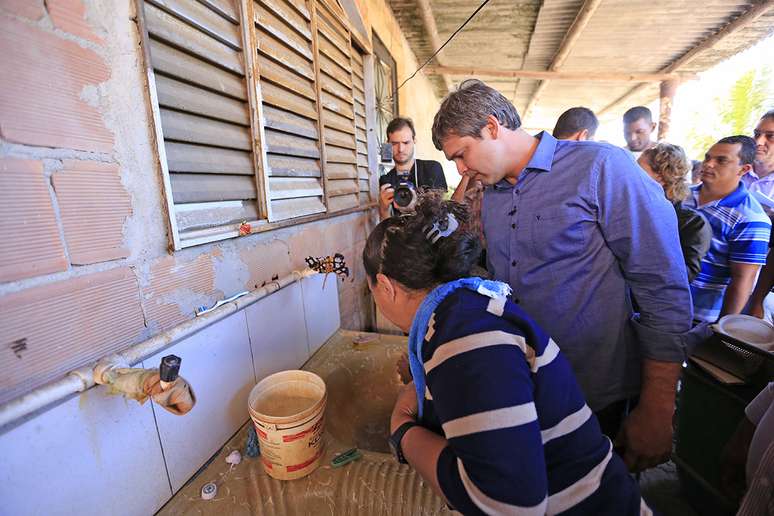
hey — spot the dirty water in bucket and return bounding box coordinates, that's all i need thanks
[254,388,320,417]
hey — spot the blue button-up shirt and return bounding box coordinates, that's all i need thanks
[481,132,693,411]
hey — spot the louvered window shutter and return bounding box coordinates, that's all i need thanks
[350,45,373,205]
[314,0,360,213]
[142,0,261,248]
[253,0,327,221]
[141,0,376,243]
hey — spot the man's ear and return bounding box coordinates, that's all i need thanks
[577,129,589,141]
[375,273,396,301]
[650,122,657,132]
[740,163,753,176]
[484,114,500,139]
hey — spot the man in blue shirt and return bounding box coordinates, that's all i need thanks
[684,136,771,322]
[431,80,693,472]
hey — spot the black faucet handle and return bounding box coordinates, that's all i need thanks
[159,354,181,383]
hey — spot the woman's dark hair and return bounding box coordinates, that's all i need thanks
[363,191,482,290]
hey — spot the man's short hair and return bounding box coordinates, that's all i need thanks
[552,107,599,139]
[623,106,652,125]
[716,135,757,166]
[761,109,774,122]
[386,117,416,139]
[431,79,521,150]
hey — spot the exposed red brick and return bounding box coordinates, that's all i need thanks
[0,157,68,282]
[142,253,219,332]
[0,0,45,19]
[47,0,104,45]
[0,267,145,404]
[0,13,113,152]
[53,160,131,264]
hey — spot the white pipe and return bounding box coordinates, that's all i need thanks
[0,268,317,431]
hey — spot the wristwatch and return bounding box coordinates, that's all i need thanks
[388,421,419,464]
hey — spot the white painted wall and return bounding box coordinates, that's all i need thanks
[0,275,339,515]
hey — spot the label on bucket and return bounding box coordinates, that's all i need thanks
[251,408,326,480]
[283,420,322,443]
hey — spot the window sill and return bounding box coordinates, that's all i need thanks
[175,202,377,249]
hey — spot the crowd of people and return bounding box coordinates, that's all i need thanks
[371,79,773,515]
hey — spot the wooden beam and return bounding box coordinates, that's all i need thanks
[523,0,604,120]
[658,79,679,140]
[599,0,774,117]
[423,66,693,82]
[416,0,454,93]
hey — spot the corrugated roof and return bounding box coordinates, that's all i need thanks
[387,0,774,129]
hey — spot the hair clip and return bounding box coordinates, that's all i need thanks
[424,213,459,244]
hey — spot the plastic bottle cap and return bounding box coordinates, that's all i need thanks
[201,482,217,500]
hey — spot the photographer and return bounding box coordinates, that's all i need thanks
[379,117,447,219]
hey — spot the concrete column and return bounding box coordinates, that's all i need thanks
[658,79,680,141]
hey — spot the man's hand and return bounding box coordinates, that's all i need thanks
[379,183,395,219]
[391,381,418,433]
[748,301,765,319]
[615,359,681,472]
[615,402,673,471]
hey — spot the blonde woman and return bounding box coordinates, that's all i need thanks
[638,143,712,281]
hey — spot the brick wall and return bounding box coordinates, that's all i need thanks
[0,0,439,406]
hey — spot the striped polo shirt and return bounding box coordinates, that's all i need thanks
[684,183,771,322]
[420,288,647,515]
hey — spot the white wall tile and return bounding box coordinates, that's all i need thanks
[301,274,340,355]
[0,385,170,516]
[147,311,256,493]
[245,282,310,380]
[0,276,345,513]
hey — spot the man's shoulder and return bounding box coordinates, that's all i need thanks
[416,158,443,172]
[416,159,447,188]
[554,140,629,168]
[735,191,772,225]
[378,168,397,185]
[416,158,442,165]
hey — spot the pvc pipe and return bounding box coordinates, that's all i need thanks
[0,268,317,431]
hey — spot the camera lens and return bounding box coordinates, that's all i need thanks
[394,186,412,207]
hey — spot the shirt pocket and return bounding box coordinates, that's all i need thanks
[529,210,588,265]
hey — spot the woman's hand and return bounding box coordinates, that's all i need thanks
[396,352,412,384]
[391,381,419,433]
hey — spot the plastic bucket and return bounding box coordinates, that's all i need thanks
[248,370,327,480]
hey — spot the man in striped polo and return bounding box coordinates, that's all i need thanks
[684,135,772,322]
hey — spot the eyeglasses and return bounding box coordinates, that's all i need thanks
[754,130,774,143]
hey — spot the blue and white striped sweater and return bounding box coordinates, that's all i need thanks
[420,289,646,515]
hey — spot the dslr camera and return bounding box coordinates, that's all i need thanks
[392,170,418,211]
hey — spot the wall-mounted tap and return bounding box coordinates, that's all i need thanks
[93,354,196,415]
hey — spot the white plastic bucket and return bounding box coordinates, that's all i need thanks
[248,370,327,480]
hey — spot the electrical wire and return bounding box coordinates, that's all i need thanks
[396,0,492,92]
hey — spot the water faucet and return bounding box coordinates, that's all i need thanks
[93,354,196,415]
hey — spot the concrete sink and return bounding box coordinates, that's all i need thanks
[158,330,447,515]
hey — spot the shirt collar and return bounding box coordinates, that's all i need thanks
[492,131,556,189]
[691,182,749,208]
[525,131,557,173]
